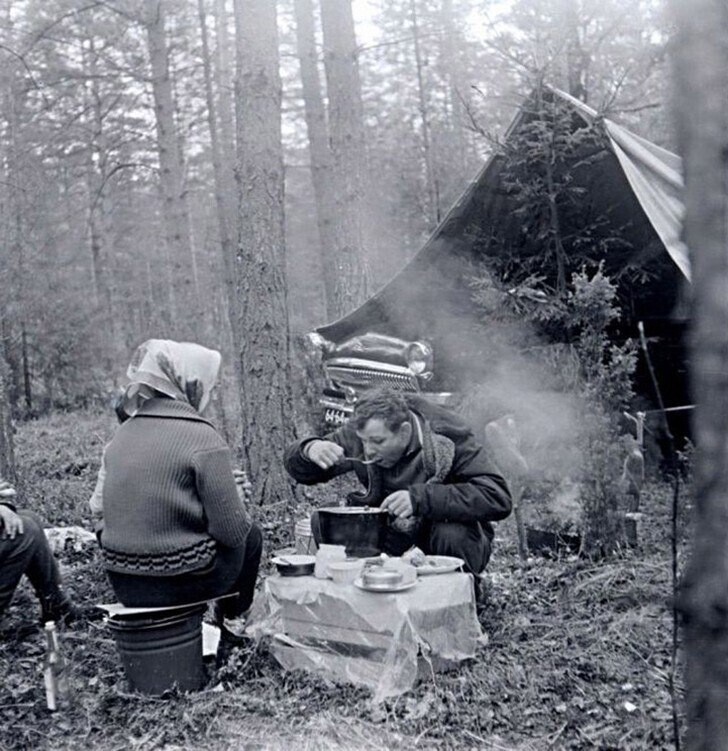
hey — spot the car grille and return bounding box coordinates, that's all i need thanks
[326,365,418,391]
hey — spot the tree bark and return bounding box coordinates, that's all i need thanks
[143,0,196,335]
[319,0,370,317]
[82,31,118,367]
[440,0,467,175]
[558,0,589,102]
[233,0,296,508]
[198,0,235,302]
[199,0,242,436]
[0,347,14,481]
[410,0,439,225]
[671,1,728,748]
[214,0,236,168]
[293,0,338,320]
[1,59,28,417]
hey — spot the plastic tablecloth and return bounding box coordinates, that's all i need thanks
[247,572,481,701]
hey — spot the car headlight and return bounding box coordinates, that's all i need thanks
[342,385,357,404]
[405,342,433,376]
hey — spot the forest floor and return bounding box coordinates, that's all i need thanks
[0,410,689,750]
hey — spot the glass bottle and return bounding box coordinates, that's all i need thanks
[43,621,71,711]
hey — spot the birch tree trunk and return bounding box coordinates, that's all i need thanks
[672,1,728,747]
[233,0,296,508]
[293,0,338,320]
[143,0,195,335]
[319,0,370,317]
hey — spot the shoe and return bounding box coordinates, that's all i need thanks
[219,615,249,646]
[41,594,100,627]
[473,574,489,609]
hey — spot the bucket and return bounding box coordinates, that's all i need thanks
[108,604,206,695]
[295,518,318,555]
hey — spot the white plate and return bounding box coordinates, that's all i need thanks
[353,577,417,593]
[414,555,464,576]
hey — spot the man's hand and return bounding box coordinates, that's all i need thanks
[0,504,23,539]
[304,440,344,470]
[381,490,413,519]
[233,469,252,502]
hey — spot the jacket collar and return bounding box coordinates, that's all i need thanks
[133,397,215,427]
[402,411,423,459]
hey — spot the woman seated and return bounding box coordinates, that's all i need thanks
[96,339,261,643]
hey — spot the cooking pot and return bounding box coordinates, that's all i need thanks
[317,506,389,558]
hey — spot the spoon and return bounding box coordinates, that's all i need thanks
[343,456,378,465]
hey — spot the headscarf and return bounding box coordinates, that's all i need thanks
[121,339,222,416]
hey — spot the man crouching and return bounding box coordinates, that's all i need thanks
[284,388,512,576]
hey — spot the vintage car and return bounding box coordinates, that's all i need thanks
[308,331,455,426]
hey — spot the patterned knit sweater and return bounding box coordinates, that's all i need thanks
[100,398,252,576]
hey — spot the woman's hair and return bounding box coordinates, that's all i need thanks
[352,388,410,432]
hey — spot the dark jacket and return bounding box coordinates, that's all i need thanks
[101,398,251,576]
[285,395,512,536]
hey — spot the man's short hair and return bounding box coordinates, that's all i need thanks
[352,388,410,432]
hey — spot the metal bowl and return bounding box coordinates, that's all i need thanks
[271,554,315,577]
[361,568,403,588]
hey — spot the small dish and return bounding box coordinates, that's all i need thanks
[414,555,465,576]
[328,559,365,584]
[382,559,417,584]
[354,577,417,594]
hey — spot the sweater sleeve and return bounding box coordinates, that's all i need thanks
[89,449,107,518]
[284,424,362,485]
[409,433,513,523]
[193,446,252,547]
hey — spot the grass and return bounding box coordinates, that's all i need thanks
[0,410,687,750]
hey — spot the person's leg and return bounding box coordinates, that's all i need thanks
[0,511,69,621]
[310,510,322,545]
[107,523,263,615]
[425,521,491,575]
[221,523,262,617]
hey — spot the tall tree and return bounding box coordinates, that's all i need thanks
[197,0,235,299]
[410,0,439,224]
[142,0,196,335]
[293,0,338,320]
[0,348,13,480]
[672,0,728,746]
[319,0,370,317]
[233,0,296,506]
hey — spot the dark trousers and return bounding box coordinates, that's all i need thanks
[0,510,64,619]
[107,523,263,618]
[310,511,491,575]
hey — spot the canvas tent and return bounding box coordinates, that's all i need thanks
[315,87,688,396]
